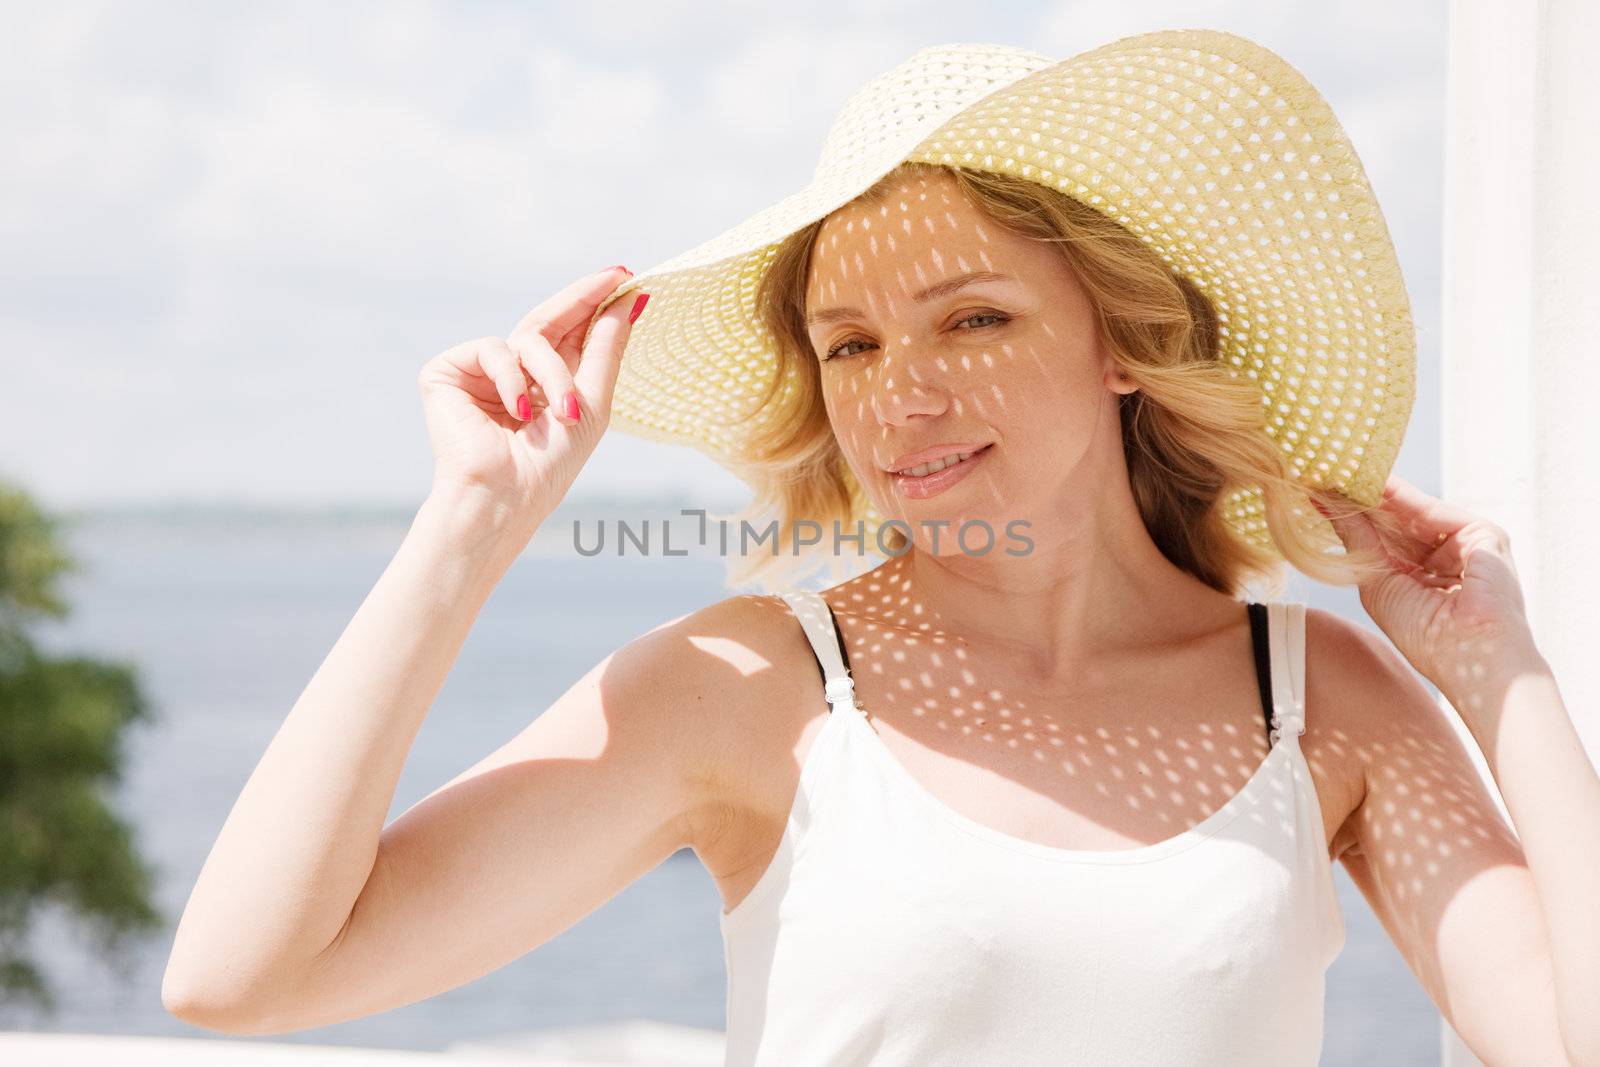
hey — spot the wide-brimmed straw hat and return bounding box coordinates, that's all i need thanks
[581,28,1416,551]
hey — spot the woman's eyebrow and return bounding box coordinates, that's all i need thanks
[804,271,1017,327]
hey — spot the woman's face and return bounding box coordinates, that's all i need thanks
[804,169,1136,556]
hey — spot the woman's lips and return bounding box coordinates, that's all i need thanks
[888,443,994,499]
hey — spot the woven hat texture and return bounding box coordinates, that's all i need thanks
[582,28,1416,552]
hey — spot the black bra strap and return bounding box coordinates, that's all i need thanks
[1247,602,1274,742]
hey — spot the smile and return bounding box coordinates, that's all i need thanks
[888,443,994,500]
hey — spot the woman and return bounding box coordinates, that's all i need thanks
[164,33,1597,1066]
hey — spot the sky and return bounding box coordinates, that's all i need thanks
[0,0,1448,513]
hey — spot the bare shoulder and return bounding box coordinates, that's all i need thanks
[628,590,821,854]
[1302,604,1450,859]
[1303,604,1441,738]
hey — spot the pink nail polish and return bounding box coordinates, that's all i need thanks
[628,293,650,324]
[564,392,580,422]
[517,395,531,421]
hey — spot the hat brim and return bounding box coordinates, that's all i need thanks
[583,29,1416,553]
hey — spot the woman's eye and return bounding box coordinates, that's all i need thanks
[822,311,1010,362]
[822,338,866,361]
[957,312,1008,331]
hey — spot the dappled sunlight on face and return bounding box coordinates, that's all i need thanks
[804,169,1134,556]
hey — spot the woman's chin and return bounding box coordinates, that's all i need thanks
[880,506,1021,558]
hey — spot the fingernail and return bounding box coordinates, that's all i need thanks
[628,293,650,324]
[517,395,531,421]
[564,392,580,422]
[604,264,633,277]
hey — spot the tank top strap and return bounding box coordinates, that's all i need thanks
[775,589,860,712]
[1266,601,1308,744]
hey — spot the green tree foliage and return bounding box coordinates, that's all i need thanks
[0,483,164,1014]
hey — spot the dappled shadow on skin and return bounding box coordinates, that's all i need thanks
[695,166,1351,914]
[1333,674,1531,1012]
[801,558,1294,855]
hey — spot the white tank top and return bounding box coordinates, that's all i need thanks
[720,589,1345,1065]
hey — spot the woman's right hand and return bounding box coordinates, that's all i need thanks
[417,266,649,526]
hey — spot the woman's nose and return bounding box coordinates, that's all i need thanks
[870,351,949,426]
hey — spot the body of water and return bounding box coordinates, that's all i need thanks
[9,506,1443,1063]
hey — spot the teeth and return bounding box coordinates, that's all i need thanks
[895,448,979,477]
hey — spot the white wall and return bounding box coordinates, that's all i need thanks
[1439,0,1600,1063]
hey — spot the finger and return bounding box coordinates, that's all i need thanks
[1420,534,1467,579]
[554,274,641,364]
[572,286,649,418]
[1318,498,1422,577]
[1378,474,1481,543]
[1363,492,1452,573]
[1324,506,1387,560]
[508,330,579,424]
[1315,474,1468,568]
[437,337,530,418]
[552,309,595,371]
[509,266,635,357]
[426,344,501,405]
[1373,517,1442,573]
[471,336,537,422]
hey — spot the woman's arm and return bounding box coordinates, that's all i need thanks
[161,484,536,1021]
[163,266,649,1028]
[1339,627,1595,1067]
[1450,644,1598,1066]
[1318,477,1600,1066]
[161,481,747,1036]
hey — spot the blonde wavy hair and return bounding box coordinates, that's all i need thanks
[719,160,1400,597]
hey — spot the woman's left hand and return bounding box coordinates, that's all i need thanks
[1313,474,1537,695]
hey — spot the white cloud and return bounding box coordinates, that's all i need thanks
[0,0,1446,512]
